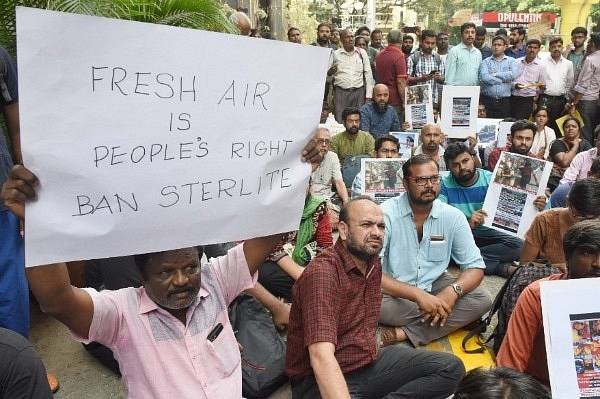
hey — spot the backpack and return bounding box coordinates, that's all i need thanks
[228,293,288,398]
[461,260,562,355]
[341,154,371,188]
[0,51,12,103]
[409,51,442,78]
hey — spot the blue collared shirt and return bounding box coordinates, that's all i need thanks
[380,194,485,292]
[505,44,525,59]
[359,102,400,139]
[479,55,518,98]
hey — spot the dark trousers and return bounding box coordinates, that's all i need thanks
[577,100,600,144]
[257,261,294,300]
[510,95,535,120]
[291,346,465,399]
[538,94,566,136]
[333,86,366,123]
[480,95,511,119]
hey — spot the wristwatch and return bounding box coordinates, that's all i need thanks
[450,283,463,297]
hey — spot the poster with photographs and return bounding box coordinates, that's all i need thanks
[405,84,433,129]
[359,158,406,204]
[482,151,552,238]
[497,121,514,148]
[477,118,501,144]
[440,85,480,139]
[390,131,420,159]
[541,278,600,398]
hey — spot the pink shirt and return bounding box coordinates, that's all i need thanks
[560,147,598,184]
[73,245,255,398]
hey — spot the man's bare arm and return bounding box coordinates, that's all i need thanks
[308,342,351,399]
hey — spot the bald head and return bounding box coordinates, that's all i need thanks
[230,11,251,36]
[373,84,390,111]
[420,123,444,153]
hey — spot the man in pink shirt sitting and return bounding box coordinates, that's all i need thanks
[1,143,321,398]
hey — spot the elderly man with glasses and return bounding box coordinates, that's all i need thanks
[375,154,492,348]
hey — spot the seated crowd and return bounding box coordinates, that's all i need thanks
[2,19,600,399]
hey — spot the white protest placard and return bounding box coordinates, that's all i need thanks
[482,152,552,238]
[405,84,433,130]
[440,85,480,139]
[541,278,600,398]
[16,7,329,266]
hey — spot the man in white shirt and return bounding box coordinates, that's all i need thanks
[540,36,573,133]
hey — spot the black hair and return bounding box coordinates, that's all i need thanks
[510,26,526,36]
[549,36,563,46]
[371,29,383,38]
[356,26,370,36]
[531,106,548,118]
[452,367,551,399]
[491,35,508,45]
[317,22,330,31]
[375,134,400,151]
[443,142,471,168]
[342,107,361,123]
[510,120,536,137]
[571,26,588,37]
[590,32,600,48]
[563,220,600,262]
[134,252,165,279]
[562,116,581,129]
[475,26,487,36]
[568,178,600,218]
[287,27,300,38]
[495,28,508,36]
[402,154,439,178]
[421,29,437,41]
[355,36,367,46]
[403,35,414,43]
[460,22,476,34]
[526,39,542,47]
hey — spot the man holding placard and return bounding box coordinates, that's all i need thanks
[487,120,539,172]
[1,142,322,398]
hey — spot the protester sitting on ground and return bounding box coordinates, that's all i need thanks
[497,219,600,386]
[530,106,556,160]
[483,117,516,169]
[520,178,600,271]
[440,143,545,277]
[559,125,600,185]
[547,117,592,192]
[257,183,333,300]
[310,127,348,229]
[330,107,375,167]
[377,154,492,347]
[285,196,465,399]
[487,120,539,172]
[359,84,401,139]
[551,158,600,208]
[351,134,400,198]
[0,142,321,398]
[0,327,53,399]
[451,367,551,399]
[411,123,448,171]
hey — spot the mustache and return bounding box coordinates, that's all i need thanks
[167,286,194,296]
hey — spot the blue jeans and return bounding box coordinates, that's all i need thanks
[291,345,464,399]
[472,227,523,276]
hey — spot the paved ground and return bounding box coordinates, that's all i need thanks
[29,267,505,398]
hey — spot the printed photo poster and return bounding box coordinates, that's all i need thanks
[391,131,420,158]
[405,84,433,129]
[497,121,515,148]
[482,151,552,238]
[359,158,406,204]
[477,118,501,144]
[440,85,480,139]
[541,278,600,398]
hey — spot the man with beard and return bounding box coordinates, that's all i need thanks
[440,143,546,277]
[351,134,401,198]
[286,197,465,399]
[497,219,600,386]
[505,26,526,58]
[445,22,482,86]
[359,84,401,139]
[487,119,539,171]
[407,30,445,108]
[1,142,323,398]
[411,123,448,171]
[370,29,385,52]
[376,154,491,347]
[436,32,452,62]
[540,36,573,133]
[312,23,337,106]
[563,26,587,72]
[401,34,414,56]
[330,107,375,166]
[329,29,374,123]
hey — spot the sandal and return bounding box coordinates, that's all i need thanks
[376,326,398,348]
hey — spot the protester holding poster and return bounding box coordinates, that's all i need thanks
[1,141,322,398]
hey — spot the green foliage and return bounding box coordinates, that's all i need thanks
[0,0,237,58]
[285,0,319,43]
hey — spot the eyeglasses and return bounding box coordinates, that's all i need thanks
[378,148,398,155]
[406,175,441,186]
[316,139,331,145]
[570,207,600,222]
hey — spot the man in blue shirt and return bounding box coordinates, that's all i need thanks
[505,27,526,58]
[445,22,482,86]
[377,154,491,347]
[479,35,518,118]
[360,84,400,139]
